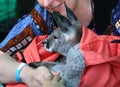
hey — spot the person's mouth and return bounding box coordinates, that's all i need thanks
[52,3,63,10]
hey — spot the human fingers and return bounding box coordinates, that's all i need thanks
[52,75,61,82]
[52,75,65,85]
[45,75,53,81]
[35,66,53,82]
[27,79,42,87]
[59,78,65,85]
[52,71,60,76]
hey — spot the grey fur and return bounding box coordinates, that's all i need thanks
[28,3,85,87]
[51,44,85,87]
[42,3,85,87]
[43,28,71,56]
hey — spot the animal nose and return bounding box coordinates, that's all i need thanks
[42,40,46,44]
[42,40,49,49]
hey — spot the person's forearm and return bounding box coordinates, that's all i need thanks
[0,51,53,87]
[0,51,22,83]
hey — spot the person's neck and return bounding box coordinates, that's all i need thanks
[74,0,93,27]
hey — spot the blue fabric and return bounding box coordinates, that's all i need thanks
[0,4,55,48]
[0,83,4,87]
[111,0,120,36]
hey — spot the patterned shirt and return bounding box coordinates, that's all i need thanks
[0,4,55,48]
[111,0,120,36]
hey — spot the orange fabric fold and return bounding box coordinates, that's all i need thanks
[22,35,60,63]
[79,26,120,87]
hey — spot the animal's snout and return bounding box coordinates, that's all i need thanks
[42,40,50,49]
[42,40,46,45]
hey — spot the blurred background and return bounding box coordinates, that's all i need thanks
[0,0,37,42]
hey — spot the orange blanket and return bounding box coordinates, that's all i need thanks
[6,26,120,87]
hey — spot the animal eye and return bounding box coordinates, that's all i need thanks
[64,28,67,30]
[62,28,68,32]
[53,35,57,39]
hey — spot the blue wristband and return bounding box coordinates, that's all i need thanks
[15,63,27,83]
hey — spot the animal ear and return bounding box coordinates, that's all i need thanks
[52,11,73,33]
[64,2,80,25]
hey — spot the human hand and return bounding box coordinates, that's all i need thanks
[43,75,65,87]
[20,65,53,87]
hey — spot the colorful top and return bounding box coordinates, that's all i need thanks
[0,4,56,56]
[0,4,55,49]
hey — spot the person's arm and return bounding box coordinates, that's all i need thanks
[0,51,53,87]
[0,51,22,83]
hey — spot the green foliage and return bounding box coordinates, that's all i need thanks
[0,0,17,22]
[0,0,36,42]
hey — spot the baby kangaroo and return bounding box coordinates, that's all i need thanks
[29,3,85,87]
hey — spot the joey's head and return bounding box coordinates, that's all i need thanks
[52,2,82,46]
[43,2,82,56]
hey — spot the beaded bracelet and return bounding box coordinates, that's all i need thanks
[15,63,27,83]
